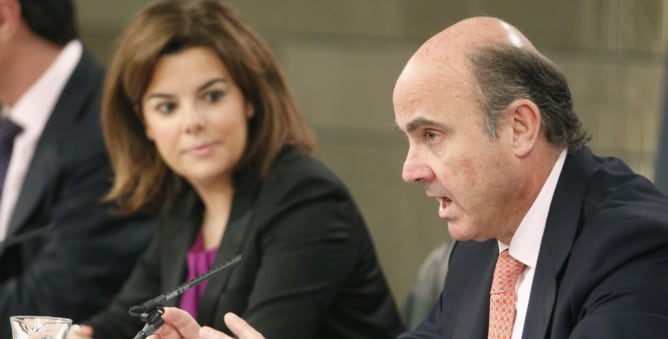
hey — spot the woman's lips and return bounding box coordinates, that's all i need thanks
[185,142,217,157]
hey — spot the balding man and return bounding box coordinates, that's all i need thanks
[141,16,668,339]
[394,16,668,339]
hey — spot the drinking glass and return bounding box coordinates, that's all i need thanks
[10,316,72,339]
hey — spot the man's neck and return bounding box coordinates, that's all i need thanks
[500,144,563,245]
[0,32,63,106]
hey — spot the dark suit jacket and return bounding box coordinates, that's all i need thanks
[0,50,157,337]
[87,147,404,338]
[400,146,668,339]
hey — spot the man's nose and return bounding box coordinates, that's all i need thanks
[401,150,434,183]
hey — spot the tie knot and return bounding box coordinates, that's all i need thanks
[490,250,526,295]
[0,118,23,144]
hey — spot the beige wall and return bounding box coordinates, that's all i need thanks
[74,0,668,308]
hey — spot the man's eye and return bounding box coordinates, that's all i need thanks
[424,130,439,144]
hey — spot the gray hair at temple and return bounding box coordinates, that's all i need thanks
[469,44,590,151]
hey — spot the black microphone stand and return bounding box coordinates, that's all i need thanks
[129,254,242,339]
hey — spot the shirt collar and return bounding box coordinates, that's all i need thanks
[500,149,567,268]
[5,40,82,137]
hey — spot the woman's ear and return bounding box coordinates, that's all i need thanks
[507,99,541,157]
[134,104,154,141]
[246,102,255,119]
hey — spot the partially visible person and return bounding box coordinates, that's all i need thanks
[153,15,668,339]
[69,0,403,338]
[0,0,157,336]
[655,54,668,195]
[401,240,452,330]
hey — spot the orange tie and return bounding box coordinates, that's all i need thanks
[488,250,526,339]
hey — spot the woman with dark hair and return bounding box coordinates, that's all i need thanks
[69,0,403,338]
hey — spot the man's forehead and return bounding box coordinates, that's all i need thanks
[394,60,475,108]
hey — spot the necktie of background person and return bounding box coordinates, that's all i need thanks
[488,249,526,339]
[0,118,23,203]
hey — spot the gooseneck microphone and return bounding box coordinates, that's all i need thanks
[129,254,242,339]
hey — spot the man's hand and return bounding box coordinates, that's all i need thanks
[147,307,265,339]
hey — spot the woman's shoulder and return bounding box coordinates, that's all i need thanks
[256,147,355,207]
[268,147,343,186]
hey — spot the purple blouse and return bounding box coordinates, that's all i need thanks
[178,230,218,319]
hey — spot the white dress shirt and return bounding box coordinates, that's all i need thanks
[0,40,83,240]
[496,149,567,339]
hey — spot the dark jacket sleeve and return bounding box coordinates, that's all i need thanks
[245,167,361,336]
[552,177,668,338]
[84,221,167,338]
[232,152,402,338]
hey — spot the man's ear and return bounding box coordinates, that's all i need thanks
[506,99,541,158]
[0,0,21,43]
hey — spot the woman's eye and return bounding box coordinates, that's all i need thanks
[204,90,224,103]
[156,102,176,114]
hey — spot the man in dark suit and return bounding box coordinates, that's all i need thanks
[0,0,156,336]
[393,16,668,339]
[129,15,668,339]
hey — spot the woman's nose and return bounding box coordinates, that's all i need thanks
[182,105,205,134]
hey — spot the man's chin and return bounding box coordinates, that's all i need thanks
[447,224,473,242]
[448,224,492,243]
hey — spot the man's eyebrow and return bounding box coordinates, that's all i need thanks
[404,117,447,133]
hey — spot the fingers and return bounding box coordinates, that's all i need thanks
[149,307,202,339]
[147,322,184,339]
[223,313,265,339]
[141,309,263,339]
[200,326,233,339]
[69,324,94,339]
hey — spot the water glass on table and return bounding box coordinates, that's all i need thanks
[10,315,72,339]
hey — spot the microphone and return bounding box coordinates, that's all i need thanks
[0,223,56,248]
[130,254,242,339]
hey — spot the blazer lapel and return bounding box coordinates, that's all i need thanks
[448,240,497,338]
[162,217,199,308]
[7,51,103,236]
[6,142,58,236]
[156,186,203,308]
[197,171,259,324]
[522,148,589,339]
